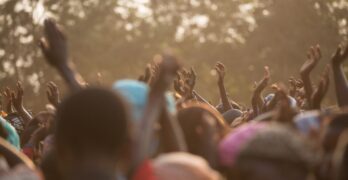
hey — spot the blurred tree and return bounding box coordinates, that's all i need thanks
[0,0,347,111]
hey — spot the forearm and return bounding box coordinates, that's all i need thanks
[300,73,313,106]
[17,107,32,126]
[332,64,348,107]
[133,93,163,170]
[160,110,187,152]
[218,81,232,112]
[57,64,84,92]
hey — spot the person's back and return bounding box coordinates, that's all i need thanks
[54,88,131,180]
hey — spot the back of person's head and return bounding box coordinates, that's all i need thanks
[21,111,55,146]
[235,124,315,180]
[222,109,243,124]
[152,152,222,180]
[177,103,229,167]
[55,87,130,160]
[322,111,348,153]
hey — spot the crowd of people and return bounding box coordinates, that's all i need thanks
[0,18,348,180]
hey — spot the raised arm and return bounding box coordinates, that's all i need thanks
[311,65,330,110]
[46,81,60,108]
[11,82,32,126]
[251,66,270,115]
[2,88,14,114]
[132,54,184,170]
[39,19,85,92]
[300,45,321,108]
[331,45,348,107]
[215,62,233,112]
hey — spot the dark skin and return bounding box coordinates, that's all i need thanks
[252,66,270,116]
[174,68,215,107]
[300,45,321,109]
[2,87,14,114]
[46,81,60,108]
[271,88,298,124]
[132,54,186,172]
[215,62,233,112]
[39,19,85,92]
[311,65,330,110]
[11,82,32,126]
[331,44,348,107]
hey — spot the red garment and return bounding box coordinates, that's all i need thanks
[132,160,156,180]
[22,147,34,160]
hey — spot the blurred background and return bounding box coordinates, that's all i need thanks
[0,0,347,111]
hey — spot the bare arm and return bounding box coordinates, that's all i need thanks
[39,19,85,92]
[11,82,32,126]
[300,45,321,108]
[132,54,183,171]
[2,88,14,114]
[331,45,348,107]
[251,66,270,115]
[159,107,187,153]
[215,62,233,112]
[311,66,330,109]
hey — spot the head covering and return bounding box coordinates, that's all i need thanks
[264,93,297,108]
[294,110,321,135]
[112,79,176,122]
[235,124,315,172]
[0,117,20,149]
[222,109,242,124]
[152,152,221,180]
[218,122,266,167]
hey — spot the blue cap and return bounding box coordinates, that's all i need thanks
[112,79,176,123]
[0,116,20,149]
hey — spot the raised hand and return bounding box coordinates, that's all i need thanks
[152,54,181,92]
[331,44,348,66]
[133,54,183,171]
[173,72,185,96]
[300,45,321,109]
[39,19,68,68]
[10,82,32,125]
[11,82,24,112]
[46,81,60,108]
[186,67,197,92]
[39,18,85,91]
[300,45,321,76]
[215,62,225,83]
[2,87,13,113]
[214,62,241,112]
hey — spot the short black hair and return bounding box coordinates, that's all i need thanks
[55,88,130,158]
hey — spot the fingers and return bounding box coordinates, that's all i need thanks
[10,91,16,102]
[308,45,321,62]
[46,89,52,99]
[16,81,23,97]
[44,18,64,45]
[39,38,49,57]
[264,66,270,79]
